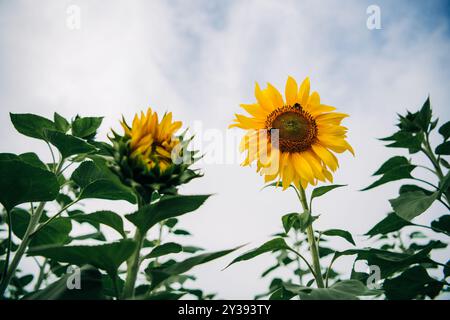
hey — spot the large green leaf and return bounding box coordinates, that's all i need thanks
[126,195,210,234]
[10,113,54,140]
[439,121,450,140]
[321,229,355,246]
[71,161,136,203]
[0,155,59,211]
[390,191,439,221]
[24,265,104,300]
[146,247,238,290]
[71,211,126,237]
[71,116,103,138]
[383,266,443,300]
[142,242,182,260]
[365,212,413,237]
[225,238,289,269]
[28,240,136,278]
[44,130,96,158]
[362,156,416,191]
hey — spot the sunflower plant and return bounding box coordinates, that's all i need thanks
[0,109,236,300]
[356,97,449,299]
[227,76,379,299]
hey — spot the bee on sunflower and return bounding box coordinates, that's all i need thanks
[109,108,201,202]
[230,76,353,190]
[229,76,354,289]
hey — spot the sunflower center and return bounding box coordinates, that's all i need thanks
[266,104,317,153]
[271,112,310,140]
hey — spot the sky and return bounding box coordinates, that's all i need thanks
[0,0,449,299]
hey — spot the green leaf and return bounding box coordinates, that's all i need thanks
[362,156,415,191]
[416,96,432,131]
[365,212,413,237]
[146,247,238,290]
[225,239,289,269]
[390,191,439,221]
[383,266,443,300]
[321,229,355,246]
[182,246,204,254]
[126,195,210,234]
[430,215,450,234]
[399,184,433,196]
[142,242,182,260]
[281,213,298,234]
[283,280,380,300]
[331,243,437,279]
[71,161,136,203]
[71,117,103,138]
[28,240,136,279]
[0,156,59,211]
[24,265,104,300]
[311,184,346,201]
[439,121,450,140]
[441,158,450,169]
[18,152,48,170]
[172,229,191,236]
[71,211,125,237]
[10,113,55,140]
[435,141,450,155]
[44,130,96,159]
[53,113,70,133]
[165,218,178,228]
[381,132,423,154]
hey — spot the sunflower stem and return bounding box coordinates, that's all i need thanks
[297,186,325,288]
[0,202,46,298]
[122,195,145,299]
[122,228,145,299]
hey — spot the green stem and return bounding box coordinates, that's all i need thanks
[296,186,325,288]
[33,258,48,291]
[122,228,145,299]
[31,198,79,236]
[423,135,450,198]
[293,231,303,286]
[0,202,46,297]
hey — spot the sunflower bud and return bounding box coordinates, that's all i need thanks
[108,108,201,202]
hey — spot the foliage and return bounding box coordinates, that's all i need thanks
[360,97,449,299]
[0,112,233,300]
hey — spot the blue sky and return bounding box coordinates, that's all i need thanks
[0,0,449,298]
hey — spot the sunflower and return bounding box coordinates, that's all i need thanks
[230,76,354,190]
[109,108,201,199]
[120,108,182,172]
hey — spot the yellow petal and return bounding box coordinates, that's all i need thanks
[285,76,298,106]
[311,144,339,171]
[298,77,310,107]
[266,83,284,108]
[292,152,315,183]
[255,82,274,112]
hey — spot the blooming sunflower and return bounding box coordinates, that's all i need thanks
[230,76,354,190]
[109,108,201,199]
